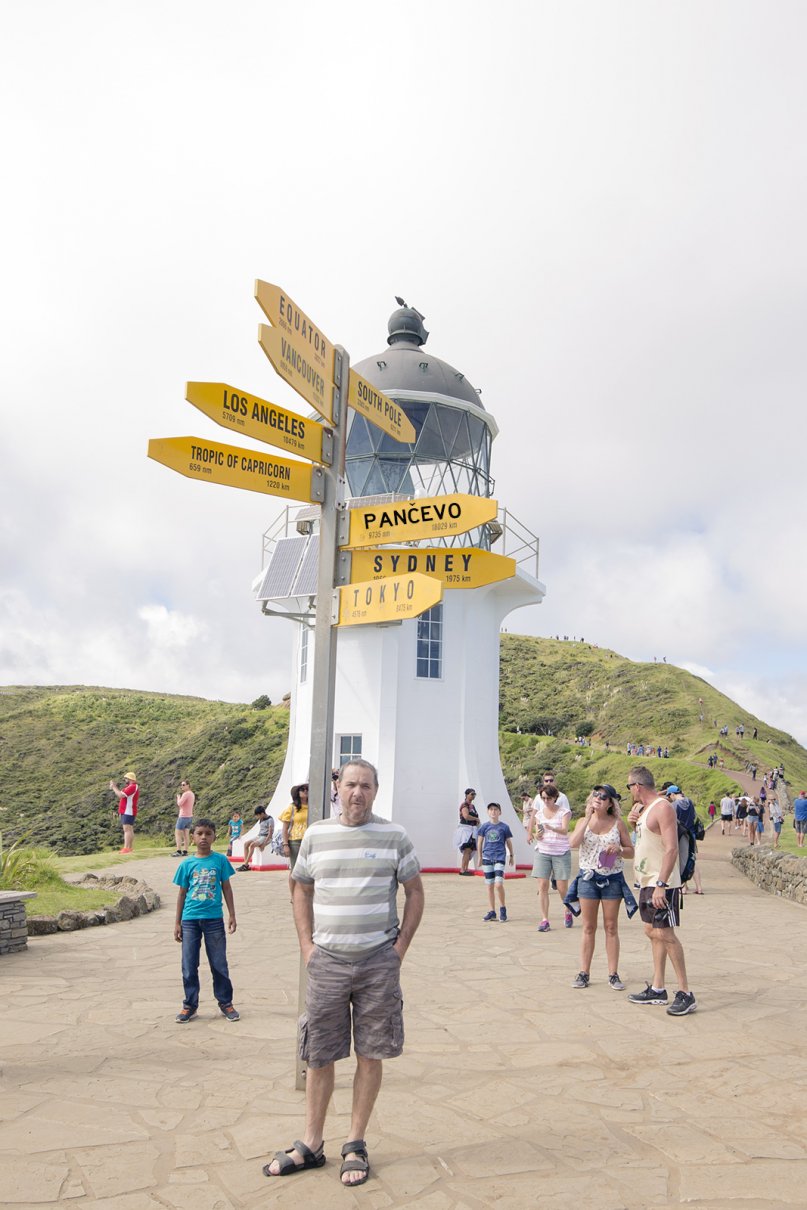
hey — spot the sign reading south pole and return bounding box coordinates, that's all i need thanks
[338,572,443,627]
[347,368,416,444]
[185,382,330,465]
[258,325,335,425]
[347,493,498,549]
[147,436,323,503]
[349,547,516,590]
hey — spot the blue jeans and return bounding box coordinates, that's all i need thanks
[180,917,233,1009]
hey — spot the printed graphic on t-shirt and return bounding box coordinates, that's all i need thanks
[189,867,218,903]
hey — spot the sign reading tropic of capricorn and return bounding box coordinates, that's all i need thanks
[338,572,443,627]
[147,436,323,502]
[185,381,331,465]
[349,546,515,589]
[346,492,499,549]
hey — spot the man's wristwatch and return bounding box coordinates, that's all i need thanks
[655,880,668,888]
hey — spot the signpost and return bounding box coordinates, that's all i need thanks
[348,546,516,590]
[147,436,324,503]
[186,382,332,466]
[258,324,335,424]
[338,571,443,626]
[346,493,498,549]
[255,280,336,388]
[347,367,416,444]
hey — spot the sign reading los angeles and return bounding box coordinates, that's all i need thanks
[147,437,323,503]
[347,493,498,549]
[347,368,416,444]
[349,546,516,590]
[185,382,329,465]
[258,325,335,425]
[338,571,443,627]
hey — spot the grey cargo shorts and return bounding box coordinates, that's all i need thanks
[299,943,404,1069]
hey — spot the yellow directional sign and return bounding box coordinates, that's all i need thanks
[255,280,336,387]
[185,382,330,465]
[147,436,322,503]
[347,368,416,444]
[338,572,443,627]
[258,324,334,424]
[350,546,516,590]
[346,493,498,549]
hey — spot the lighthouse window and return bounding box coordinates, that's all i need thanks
[299,623,309,683]
[416,603,443,679]
[338,735,362,764]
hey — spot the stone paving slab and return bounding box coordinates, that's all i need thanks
[1,831,807,1207]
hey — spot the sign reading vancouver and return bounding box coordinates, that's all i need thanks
[346,493,498,549]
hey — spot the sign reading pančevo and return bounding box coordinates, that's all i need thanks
[255,280,336,388]
[347,493,498,549]
[338,571,443,626]
[258,324,334,424]
[349,546,516,589]
[347,368,416,444]
[185,382,329,464]
[147,437,322,502]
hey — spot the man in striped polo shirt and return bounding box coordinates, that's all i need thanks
[263,759,424,1188]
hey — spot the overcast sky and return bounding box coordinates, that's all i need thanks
[2,2,806,743]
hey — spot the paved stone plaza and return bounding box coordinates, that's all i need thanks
[1,830,806,1208]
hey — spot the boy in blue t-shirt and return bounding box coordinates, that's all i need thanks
[173,818,239,1024]
[476,802,515,922]
[226,810,243,857]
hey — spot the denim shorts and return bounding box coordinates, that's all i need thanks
[120,814,136,825]
[176,817,193,830]
[577,871,623,900]
[531,850,572,881]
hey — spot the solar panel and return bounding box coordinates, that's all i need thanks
[292,536,319,595]
[254,537,307,600]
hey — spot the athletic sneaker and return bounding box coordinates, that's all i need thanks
[608,973,626,991]
[172,850,183,857]
[483,910,497,921]
[627,984,668,1006]
[571,971,590,988]
[175,1007,197,1024]
[666,990,697,1016]
[564,911,574,928]
[499,906,508,922]
[537,919,550,932]
[220,1004,241,1022]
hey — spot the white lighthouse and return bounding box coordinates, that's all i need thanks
[254,304,544,869]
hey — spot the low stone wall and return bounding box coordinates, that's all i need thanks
[26,874,161,936]
[731,846,807,905]
[0,891,36,954]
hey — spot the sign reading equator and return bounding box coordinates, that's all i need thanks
[147,436,322,503]
[186,382,330,464]
[338,571,443,626]
[255,280,336,386]
[347,368,416,444]
[346,493,498,549]
[258,325,334,424]
[349,546,516,590]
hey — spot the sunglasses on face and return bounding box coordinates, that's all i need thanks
[593,792,610,800]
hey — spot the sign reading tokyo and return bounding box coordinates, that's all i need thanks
[338,572,443,627]
[255,281,335,387]
[258,325,334,424]
[347,493,498,549]
[350,547,516,590]
[186,382,329,465]
[347,368,416,444]
[147,436,322,503]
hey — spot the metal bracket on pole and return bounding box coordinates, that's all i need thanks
[320,428,334,467]
[335,549,352,586]
[309,466,326,503]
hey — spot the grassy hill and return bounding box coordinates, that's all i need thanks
[1,637,805,854]
[498,636,807,810]
[0,686,289,853]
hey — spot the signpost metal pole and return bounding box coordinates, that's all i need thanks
[294,345,349,1091]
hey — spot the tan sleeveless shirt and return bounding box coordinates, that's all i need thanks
[633,798,681,888]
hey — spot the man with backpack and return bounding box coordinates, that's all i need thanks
[661,783,703,893]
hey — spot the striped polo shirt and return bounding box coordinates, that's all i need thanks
[292,814,421,960]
